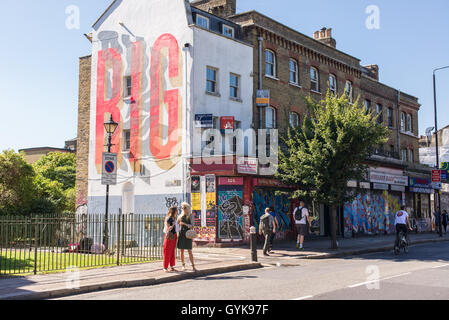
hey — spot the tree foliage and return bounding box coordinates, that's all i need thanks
[0,151,76,215]
[276,92,389,247]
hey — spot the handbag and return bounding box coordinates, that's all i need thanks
[185,229,197,240]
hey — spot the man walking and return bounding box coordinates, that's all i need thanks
[259,208,276,256]
[293,201,312,250]
[268,207,279,253]
[442,210,448,234]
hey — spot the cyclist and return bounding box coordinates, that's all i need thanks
[394,205,413,251]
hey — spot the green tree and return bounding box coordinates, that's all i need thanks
[0,150,36,215]
[33,152,77,213]
[276,92,389,249]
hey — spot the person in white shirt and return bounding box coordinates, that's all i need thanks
[293,201,312,250]
[394,205,413,250]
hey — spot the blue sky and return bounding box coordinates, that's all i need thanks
[1,0,448,152]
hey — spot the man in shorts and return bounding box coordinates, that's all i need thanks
[293,201,311,250]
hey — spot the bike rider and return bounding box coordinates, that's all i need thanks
[394,205,413,250]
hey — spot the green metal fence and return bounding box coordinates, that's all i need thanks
[0,214,166,275]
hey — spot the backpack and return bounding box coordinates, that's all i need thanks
[295,207,303,221]
[261,214,273,233]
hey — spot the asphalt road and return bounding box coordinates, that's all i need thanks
[55,241,449,300]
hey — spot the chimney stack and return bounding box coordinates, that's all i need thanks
[313,27,337,48]
[363,64,379,81]
[191,0,236,18]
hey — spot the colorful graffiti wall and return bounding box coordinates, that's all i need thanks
[252,188,292,238]
[344,191,401,235]
[218,186,244,241]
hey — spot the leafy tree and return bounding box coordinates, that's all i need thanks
[276,92,389,249]
[0,150,36,215]
[33,152,76,213]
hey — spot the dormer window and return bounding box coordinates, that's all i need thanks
[223,25,234,38]
[196,14,209,29]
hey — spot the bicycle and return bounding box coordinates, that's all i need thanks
[394,231,408,255]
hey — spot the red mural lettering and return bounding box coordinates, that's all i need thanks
[130,41,143,170]
[150,33,182,170]
[95,48,122,172]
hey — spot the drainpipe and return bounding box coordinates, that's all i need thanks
[258,35,263,91]
[397,90,401,159]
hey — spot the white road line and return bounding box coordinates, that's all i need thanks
[291,295,313,300]
[348,272,412,288]
[431,264,449,269]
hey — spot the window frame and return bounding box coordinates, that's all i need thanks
[289,112,300,128]
[407,114,413,133]
[329,74,337,95]
[345,81,353,102]
[376,103,383,124]
[265,50,276,77]
[123,129,131,152]
[263,106,277,129]
[387,107,394,128]
[310,67,320,92]
[124,76,132,98]
[289,59,299,85]
[400,112,406,132]
[222,25,234,38]
[229,73,240,99]
[206,66,218,94]
[196,14,209,29]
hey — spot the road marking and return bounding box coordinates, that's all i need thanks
[431,264,449,269]
[291,295,313,300]
[348,272,412,288]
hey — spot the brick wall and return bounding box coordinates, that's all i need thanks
[76,55,91,210]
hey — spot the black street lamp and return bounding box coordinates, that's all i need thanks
[433,66,449,238]
[103,115,119,250]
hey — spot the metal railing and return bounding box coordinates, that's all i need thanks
[0,213,166,275]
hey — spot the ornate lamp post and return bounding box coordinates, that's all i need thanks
[103,115,118,249]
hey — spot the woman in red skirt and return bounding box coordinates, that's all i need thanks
[163,207,179,272]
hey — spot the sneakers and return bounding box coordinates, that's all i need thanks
[296,243,299,249]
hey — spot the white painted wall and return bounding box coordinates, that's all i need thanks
[88,0,194,213]
[190,26,254,157]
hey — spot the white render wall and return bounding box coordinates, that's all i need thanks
[190,27,255,157]
[88,0,194,214]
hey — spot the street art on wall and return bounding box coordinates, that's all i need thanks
[344,191,401,235]
[252,189,292,234]
[218,187,244,241]
[94,33,183,174]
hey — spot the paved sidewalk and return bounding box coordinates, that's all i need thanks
[194,232,449,264]
[0,256,261,300]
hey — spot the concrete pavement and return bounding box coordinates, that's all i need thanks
[1,232,448,300]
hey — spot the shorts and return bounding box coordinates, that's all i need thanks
[295,224,307,236]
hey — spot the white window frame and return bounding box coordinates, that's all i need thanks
[223,25,234,38]
[206,66,218,94]
[345,81,353,102]
[329,74,337,95]
[196,14,209,29]
[310,67,320,92]
[289,112,299,128]
[265,50,276,77]
[364,99,371,114]
[229,73,240,99]
[123,129,131,152]
[401,148,407,161]
[400,112,406,132]
[376,104,383,124]
[407,114,412,133]
[262,106,277,129]
[408,149,414,163]
[289,59,299,85]
[124,76,132,98]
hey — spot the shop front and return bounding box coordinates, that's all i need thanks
[343,167,407,237]
[408,177,433,232]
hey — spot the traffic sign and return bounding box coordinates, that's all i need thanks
[432,170,441,183]
[102,152,117,185]
[441,170,448,181]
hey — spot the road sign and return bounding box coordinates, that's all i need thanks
[194,114,213,128]
[102,152,117,185]
[256,90,270,107]
[432,170,441,183]
[441,170,448,181]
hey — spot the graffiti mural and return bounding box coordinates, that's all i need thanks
[218,188,244,240]
[94,32,183,174]
[252,189,291,234]
[344,191,401,235]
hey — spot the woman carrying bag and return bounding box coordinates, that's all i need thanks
[177,202,197,272]
[163,206,180,272]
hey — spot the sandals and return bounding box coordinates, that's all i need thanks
[181,264,187,271]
